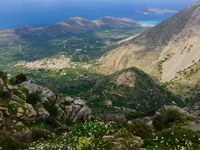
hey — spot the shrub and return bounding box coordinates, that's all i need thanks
[0,136,20,150]
[31,128,54,141]
[125,110,155,120]
[45,116,61,128]
[26,92,41,106]
[152,109,185,131]
[15,73,27,84]
[44,103,58,117]
[126,120,153,139]
[0,89,12,101]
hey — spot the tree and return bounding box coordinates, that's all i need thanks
[16,73,27,84]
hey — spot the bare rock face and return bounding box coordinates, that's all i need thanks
[116,71,136,87]
[0,107,10,116]
[99,2,200,82]
[0,107,10,127]
[36,107,50,120]
[59,97,91,123]
[16,103,37,122]
[0,76,92,145]
[0,78,4,87]
[21,82,92,123]
[0,111,3,126]
[21,82,58,103]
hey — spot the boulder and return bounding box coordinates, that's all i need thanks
[36,107,50,120]
[73,106,92,123]
[17,103,37,122]
[21,82,58,103]
[60,97,91,123]
[0,111,3,125]
[0,78,4,87]
[12,95,20,101]
[0,107,10,116]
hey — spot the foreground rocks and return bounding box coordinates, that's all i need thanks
[20,82,91,123]
[0,80,92,142]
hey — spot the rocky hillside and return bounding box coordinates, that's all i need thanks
[0,72,199,150]
[62,67,184,114]
[0,71,91,148]
[99,1,200,83]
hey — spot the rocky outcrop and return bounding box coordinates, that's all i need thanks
[21,82,58,103]
[0,79,91,141]
[36,106,50,120]
[58,97,91,123]
[20,82,92,123]
[116,71,136,87]
[0,78,4,87]
[16,103,37,122]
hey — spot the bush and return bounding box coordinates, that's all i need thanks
[16,73,27,84]
[0,136,20,150]
[26,92,41,106]
[126,120,153,139]
[31,128,54,141]
[0,89,12,101]
[125,110,155,120]
[45,117,61,128]
[152,109,185,131]
[44,103,58,117]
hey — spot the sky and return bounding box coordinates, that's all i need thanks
[0,0,197,30]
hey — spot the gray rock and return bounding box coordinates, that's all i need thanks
[0,107,10,116]
[21,82,58,103]
[36,107,50,120]
[0,78,4,87]
[70,105,82,120]
[74,99,86,106]
[62,97,74,104]
[21,82,92,123]
[17,103,37,122]
[0,111,3,123]
[41,87,57,103]
[73,106,91,123]
[59,97,92,123]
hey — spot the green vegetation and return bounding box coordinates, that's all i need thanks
[127,120,153,139]
[58,67,184,114]
[144,127,200,150]
[15,73,27,84]
[26,92,41,106]
[0,28,146,72]
[152,109,188,131]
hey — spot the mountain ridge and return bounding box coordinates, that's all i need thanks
[98,2,200,83]
[14,16,144,36]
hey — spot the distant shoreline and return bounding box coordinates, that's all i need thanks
[0,17,161,31]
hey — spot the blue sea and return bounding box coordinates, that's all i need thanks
[0,0,197,30]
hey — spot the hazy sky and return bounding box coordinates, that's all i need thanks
[0,0,197,29]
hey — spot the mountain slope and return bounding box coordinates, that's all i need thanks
[0,17,147,71]
[14,17,143,36]
[62,67,184,114]
[99,2,200,82]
